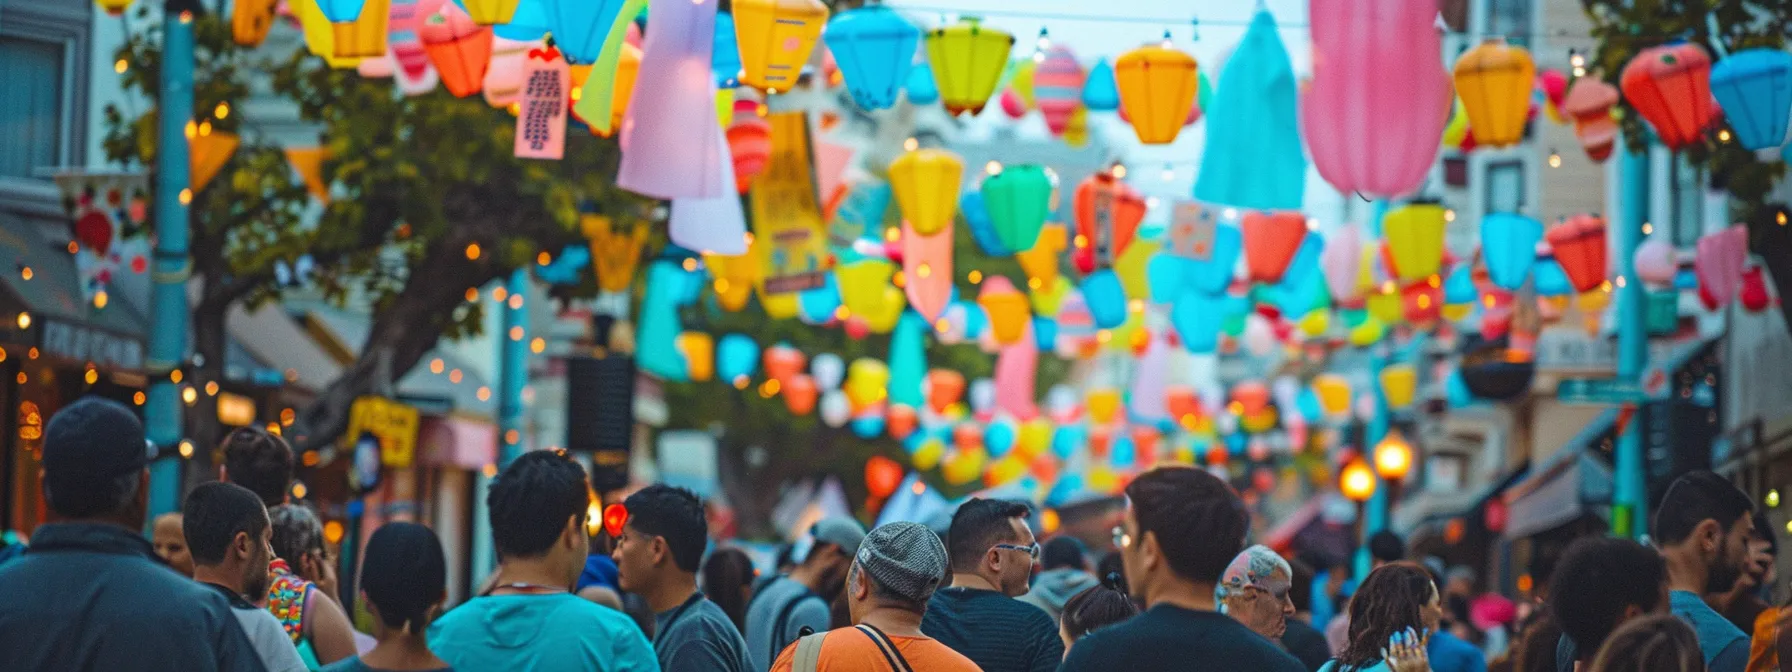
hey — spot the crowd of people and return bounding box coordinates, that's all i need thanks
[1,396,1789,672]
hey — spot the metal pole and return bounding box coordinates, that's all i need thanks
[1355,201,1393,579]
[498,269,530,468]
[1613,140,1650,539]
[146,4,195,518]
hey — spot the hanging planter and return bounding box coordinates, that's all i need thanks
[1458,339,1534,401]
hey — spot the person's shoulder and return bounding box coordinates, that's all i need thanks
[316,657,370,672]
[901,637,982,670]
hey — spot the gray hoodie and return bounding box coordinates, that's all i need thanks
[1020,568,1100,622]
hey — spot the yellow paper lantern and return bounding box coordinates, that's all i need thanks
[1442,302,1472,322]
[1241,408,1279,434]
[861,287,906,333]
[925,18,1014,116]
[190,132,240,193]
[845,358,890,411]
[1382,204,1447,282]
[585,215,649,293]
[1087,465,1122,494]
[1379,364,1417,410]
[1029,277,1069,318]
[1114,44,1199,144]
[977,278,1031,345]
[1113,238,1160,301]
[330,0,391,59]
[1016,223,1067,285]
[984,455,1028,487]
[1367,290,1404,325]
[1452,38,1536,148]
[1312,374,1351,417]
[704,253,757,311]
[943,448,988,485]
[677,332,715,382]
[888,148,963,237]
[462,0,520,26]
[836,259,897,317]
[1297,310,1330,337]
[96,0,133,14]
[1087,387,1121,425]
[1348,317,1385,346]
[912,438,946,470]
[293,0,363,69]
[1017,418,1052,459]
[233,0,279,47]
[733,0,828,93]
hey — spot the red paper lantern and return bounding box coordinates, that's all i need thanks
[1620,43,1718,150]
[1742,266,1771,312]
[865,455,904,499]
[1130,426,1161,467]
[1242,211,1308,283]
[887,405,918,440]
[1402,280,1443,324]
[764,345,807,383]
[1165,385,1200,422]
[1088,426,1112,459]
[953,422,985,450]
[727,104,772,194]
[926,369,966,414]
[1231,381,1270,416]
[1071,171,1147,274]
[602,503,629,537]
[784,374,819,415]
[1544,215,1608,293]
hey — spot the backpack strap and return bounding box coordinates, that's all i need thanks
[772,586,824,653]
[856,624,915,672]
[792,631,828,672]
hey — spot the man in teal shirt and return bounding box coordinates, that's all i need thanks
[1652,471,1755,672]
[430,452,657,671]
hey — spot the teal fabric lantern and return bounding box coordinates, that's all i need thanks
[1444,266,1477,304]
[1083,57,1119,111]
[1710,48,1792,154]
[798,273,843,324]
[1083,270,1129,329]
[1533,257,1573,296]
[541,0,623,62]
[1193,10,1306,211]
[985,420,1017,457]
[907,61,940,104]
[981,164,1053,253]
[713,12,742,87]
[888,312,927,407]
[319,0,367,23]
[961,191,1011,256]
[824,5,922,110]
[716,334,759,384]
[1482,213,1542,290]
[639,260,699,380]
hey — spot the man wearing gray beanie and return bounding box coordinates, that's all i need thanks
[769,522,980,671]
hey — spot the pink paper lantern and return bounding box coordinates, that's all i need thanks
[1697,224,1749,307]
[1321,224,1364,303]
[903,218,953,321]
[616,0,729,200]
[1633,238,1677,287]
[1034,45,1085,135]
[1301,0,1453,198]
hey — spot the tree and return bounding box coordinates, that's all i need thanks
[1580,0,1792,333]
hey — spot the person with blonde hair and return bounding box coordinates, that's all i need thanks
[1587,614,1706,672]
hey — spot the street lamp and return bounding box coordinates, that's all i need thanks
[1341,460,1378,503]
[1374,430,1414,481]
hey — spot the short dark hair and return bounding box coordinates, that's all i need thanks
[623,484,709,573]
[946,498,1031,572]
[1062,573,1139,640]
[221,427,294,508]
[269,504,324,564]
[361,522,447,633]
[1288,557,1315,612]
[1547,536,1666,657]
[1041,536,1088,571]
[488,451,589,558]
[1369,531,1405,564]
[1124,467,1247,583]
[1652,471,1753,545]
[183,481,269,566]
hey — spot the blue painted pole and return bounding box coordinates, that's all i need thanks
[1355,200,1393,579]
[498,269,530,468]
[1613,141,1650,539]
[146,5,195,518]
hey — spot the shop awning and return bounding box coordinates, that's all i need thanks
[0,217,149,368]
[1394,463,1531,536]
[1502,409,1616,539]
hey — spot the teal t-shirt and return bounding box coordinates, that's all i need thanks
[1670,590,1749,672]
[428,593,657,671]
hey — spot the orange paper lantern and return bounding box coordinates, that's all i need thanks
[865,455,904,498]
[418,7,492,98]
[887,405,919,440]
[764,345,807,383]
[1545,215,1608,293]
[1241,211,1308,283]
[1621,43,1717,151]
[1071,171,1147,274]
[784,374,819,415]
[1113,44,1199,144]
[926,369,966,414]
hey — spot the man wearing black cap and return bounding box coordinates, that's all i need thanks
[747,516,866,671]
[0,397,267,671]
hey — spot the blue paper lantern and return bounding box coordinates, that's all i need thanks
[1710,49,1792,153]
[960,191,1011,256]
[318,0,367,23]
[1109,434,1136,469]
[985,420,1017,457]
[1481,213,1543,291]
[534,244,591,285]
[1225,432,1247,455]
[717,334,759,384]
[851,413,886,439]
[1032,317,1058,351]
[1446,370,1476,408]
[542,0,627,63]
[1082,57,1119,111]
[824,5,922,110]
[1443,266,1477,305]
[1533,258,1572,296]
[1193,10,1307,211]
[1082,270,1128,329]
[1045,474,1084,507]
[638,261,699,380]
[888,312,928,407]
[1051,425,1086,460]
[1170,291,1239,353]
[798,274,843,324]
[906,61,939,105]
[1295,388,1323,422]
[712,12,743,87]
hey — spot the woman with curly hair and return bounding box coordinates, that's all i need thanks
[1586,614,1705,672]
[1322,563,1442,672]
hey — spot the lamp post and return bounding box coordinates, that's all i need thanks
[1613,137,1650,539]
[498,268,529,468]
[1354,200,1394,579]
[146,0,197,517]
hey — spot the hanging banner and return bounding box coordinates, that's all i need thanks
[514,46,569,159]
[1169,200,1219,260]
[750,111,832,295]
[343,396,421,468]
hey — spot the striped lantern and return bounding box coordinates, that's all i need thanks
[1034,45,1086,136]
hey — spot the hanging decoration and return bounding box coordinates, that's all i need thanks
[670,105,749,255]
[980,164,1053,253]
[1710,48,1792,155]
[824,5,922,110]
[889,148,964,237]
[1561,77,1619,162]
[1381,203,1447,282]
[234,0,281,46]
[904,217,955,322]
[190,132,241,193]
[483,37,540,108]
[725,98,771,192]
[1482,212,1543,290]
[329,0,392,58]
[542,0,627,64]
[1113,42,1199,145]
[1544,215,1608,293]
[462,0,521,25]
[419,4,492,97]
[617,0,728,199]
[749,112,832,295]
[907,60,940,104]
[1452,38,1535,148]
[994,323,1040,419]
[961,191,1010,256]
[1194,10,1305,211]
[1035,45,1087,136]
[1083,57,1120,111]
[733,0,828,93]
[1071,171,1146,275]
[924,18,1015,116]
[569,0,646,134]
[1241,211,1307,284]
[513,46,569,160]
[1696,225,1749,308]
[1302,0,1451,198]
[1621,43,1717,150]
[1320,224,1364,303]
[1634,238,1677,287]
[1741,266,1772,312]
[979,276,1031,345]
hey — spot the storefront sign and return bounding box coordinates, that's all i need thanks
[38,319,144,370]
[344,396,421,468]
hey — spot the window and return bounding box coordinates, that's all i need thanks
[0,0,89,206]
[1487,0,1535,47]
[1670,155,1703,247]
[0,38,66,181]
[1486,160,1526,214]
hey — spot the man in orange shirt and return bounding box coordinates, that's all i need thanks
[771,521,981,672]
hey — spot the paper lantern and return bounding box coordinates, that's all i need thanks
[889,149,964,237]
[419,6,492,97]
[676,331,715,381]
[1081,271,1128,330]
[1241,211,1307,284]
[617,0,728,200]
[903,218,954,321]
[1452,38,1535,148]
[1621,43,1717,150]
[1230,381,1269,417]
[189,131,240,193]
[234,0,280,46]
[1562,78,1620,162]
[1082,57,1120,111]
[763,344,806,384]
[462,0,521,25]
[541,0,628,64]
[1303,0,1451,197]
[865,455,904,498]
[1071,172,1146,274]
[962,191,1010,257]
[1086,387,1121,425]
[1320,225,1364,303]
[96,0,133,15]
[1018,227,1066,293]
[733,0,827,93]
[906,61,939,104]
[824,5,921,110]
[329,0,391,58]
[1545,215,1608,293]
[1742,266,1771,312]
[481,37,537,108]
[983,420,1017,458]
[1710,49,1792,155]
[1380,364,1417,410]
[911,437,945,470]
[924,18,1014,116]
[819,390,851,427]
[1382,204,1447,282]
[1634,238,1677,287]
[926,369,966,414]
[978,276,1031,346]
[1482,213,1543,290]
[844,358,890,411]
[944,448,987,485]
[1113,44,1198,144]
[714,333,759,386]
[887,405,919,440]
[726,100,770,191]
[1312,374,1351,417]
[1009,58,1037,107]
[981,164,1053,253]
[1035,46,1087,135]
[1193,10,1306,212]
[1698,225,1750,307]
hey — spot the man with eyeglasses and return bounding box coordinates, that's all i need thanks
[1216,545,1297,641]
[920,497,1064,672]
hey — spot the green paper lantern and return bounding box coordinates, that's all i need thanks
[979,164,1054,254]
